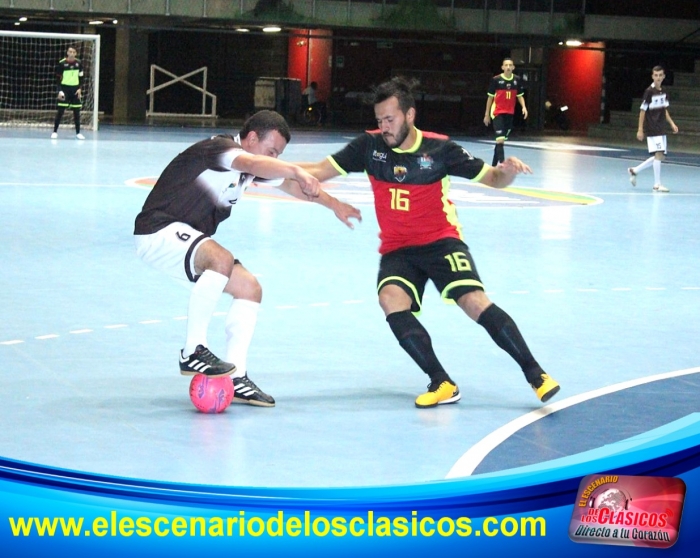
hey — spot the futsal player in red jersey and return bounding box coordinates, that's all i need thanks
[298,76,559,408]
[483,57,528,167]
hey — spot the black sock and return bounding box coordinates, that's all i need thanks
[386,310,450,384]
[495,142,505,165]
[477,304,541,381]
[54,107,66,132]
[492,145,499,166]
[74,109,81,134]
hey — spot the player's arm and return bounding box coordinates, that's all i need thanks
[636,110,645,141]
[518,94,528,119]
[277,180,362,230]
[666,110,678,133]
[231,153,320,198]
[55,62,65,101]
[296,157,343,182]
[479,157,532,189]
[484,95,494,125]
[77,62,84,99]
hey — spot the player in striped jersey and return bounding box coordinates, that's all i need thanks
[135,110,361,407]
[627,66,679,192]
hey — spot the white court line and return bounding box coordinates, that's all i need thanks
[35,334,59,340]
[0,182,124,188]
[445,366,700,479]
[1,287,697,346]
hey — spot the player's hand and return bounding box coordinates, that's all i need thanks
[522,107,528,119]
[294,168,321,198]
[76,89,82,100]
[333,201,362,230]
[497,157,532,175]
[671,123,679,134]
[483,115,491,126]
[57,91,65,101]
[636,131,644,141]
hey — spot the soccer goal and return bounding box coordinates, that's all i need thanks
[0,30,100,130]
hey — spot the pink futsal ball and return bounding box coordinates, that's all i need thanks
[189,375,234,413]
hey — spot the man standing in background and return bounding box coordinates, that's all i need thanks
[51,46,85,140]
[483,57,527,167]
[627,66,679,193]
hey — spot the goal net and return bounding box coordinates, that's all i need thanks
[0,31,100,130]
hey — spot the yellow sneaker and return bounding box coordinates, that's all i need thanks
[415,380,461,409]
[530,373,560,403]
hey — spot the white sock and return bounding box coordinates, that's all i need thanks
[653,159,662,185]
[225,299,260,379]
[633,156,654,175]
[183,270,229,356]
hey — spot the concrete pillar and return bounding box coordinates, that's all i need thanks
[113,25,149,123]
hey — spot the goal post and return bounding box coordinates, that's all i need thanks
[0,30,100,131]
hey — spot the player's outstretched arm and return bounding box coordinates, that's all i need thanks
[277,180,362,230]
[480,156,533,189]
[232,153,321,198]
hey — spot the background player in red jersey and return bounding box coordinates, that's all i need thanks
[483,57,528,167]
[298,76,559,409]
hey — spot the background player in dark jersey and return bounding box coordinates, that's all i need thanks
[51,46,85,140]
[134,110,361,407]
[627,66,679,193]
[298,76,559,409]
[483,57,528,167]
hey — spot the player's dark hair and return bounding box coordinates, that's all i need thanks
[240,110,291,143]
[652,65,665,73]
[502,57,514,64]
[372,76,419,113]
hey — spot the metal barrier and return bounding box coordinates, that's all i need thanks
[146,64,217,119]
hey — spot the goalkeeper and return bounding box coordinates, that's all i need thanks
[51,46,85,140]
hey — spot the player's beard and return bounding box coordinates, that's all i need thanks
[382,121,410,148]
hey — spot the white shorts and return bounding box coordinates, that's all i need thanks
[646,135,667,154]
[135,222,211,283]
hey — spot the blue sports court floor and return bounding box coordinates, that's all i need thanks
[1,125,698,488]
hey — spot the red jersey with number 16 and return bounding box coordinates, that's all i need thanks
[328,129,488,254]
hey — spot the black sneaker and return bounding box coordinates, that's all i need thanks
[232,375,275,407]
[179,345,236,377]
